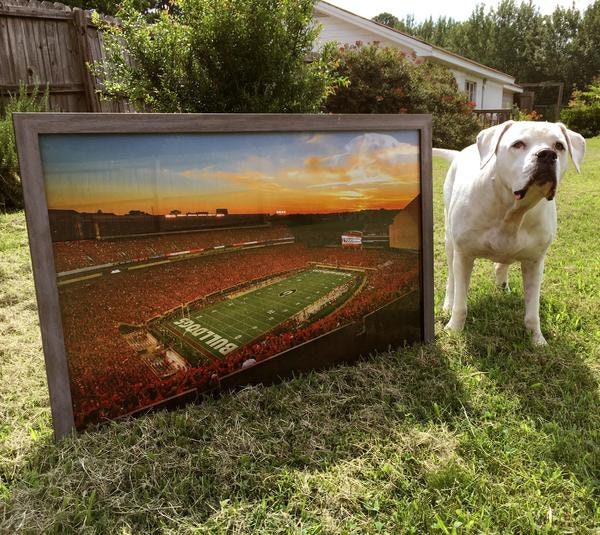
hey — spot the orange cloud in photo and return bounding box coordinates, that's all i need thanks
[44,132,421,215]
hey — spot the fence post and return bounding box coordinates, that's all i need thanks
[72,8,100,112]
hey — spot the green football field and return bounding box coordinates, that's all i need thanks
[161,268,360,361]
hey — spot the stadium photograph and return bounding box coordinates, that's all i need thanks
[41,129,424,429]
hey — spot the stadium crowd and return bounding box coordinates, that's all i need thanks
[53,224,293,272]
[59,243,419,428]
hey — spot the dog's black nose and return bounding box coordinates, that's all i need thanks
[537,149,557,163]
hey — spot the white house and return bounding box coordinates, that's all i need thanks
[314,1,522,111]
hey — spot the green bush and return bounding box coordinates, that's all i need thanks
[97,0,337,113]
[413,61,481,149]
[0,85,49,210]
[324,44,481,149]
[324,45,415,114]
[560,77,600,138]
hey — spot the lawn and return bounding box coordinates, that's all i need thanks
[1,139,599,533]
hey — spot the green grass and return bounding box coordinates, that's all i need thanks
[1,139,600,533]
[164,268,357,361]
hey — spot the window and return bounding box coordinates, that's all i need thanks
[465,80,477,105]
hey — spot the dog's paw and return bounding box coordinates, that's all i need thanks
[531,332,548,346]
[444,318,465,332]
[498,281,511,293]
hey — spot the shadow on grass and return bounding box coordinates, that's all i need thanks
[5,342,469,531]
[11,288,597,530]
[461,289,600,481]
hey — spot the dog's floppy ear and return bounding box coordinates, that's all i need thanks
[477,120,514,169]
[558,122,586,173]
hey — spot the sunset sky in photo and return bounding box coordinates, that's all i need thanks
[40,131,420,215]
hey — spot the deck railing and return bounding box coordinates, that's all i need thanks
[473,109,513,127]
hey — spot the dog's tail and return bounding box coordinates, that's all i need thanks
[433,148,460,162]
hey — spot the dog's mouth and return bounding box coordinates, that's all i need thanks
[513,188,528,200]
[513,166,558,201]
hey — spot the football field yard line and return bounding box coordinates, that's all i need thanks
[197,297,285,332]
[211,296,293,331]
[189,296,291,344]
[225,271,347,322]
[175,307,275,358]
[242,284,335,315]
[174,295,336,356]
[218,297,290,328]
[193,310,261,340]
[231,298,297,324]
[175,306,274,353]
[206,301,274,329]
[231,273,344,316]
[222,298,283,325]
[233,271,350,317]
[165,268,357,360]
[224,303,290,328]
[227,302,291,326]
[197,306,273,337]
[208,308,282,341]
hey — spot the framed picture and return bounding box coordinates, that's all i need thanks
[14,113,433,439]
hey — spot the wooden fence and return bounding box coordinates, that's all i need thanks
[0,0,132,111]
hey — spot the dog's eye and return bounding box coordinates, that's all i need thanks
[555,141,566,151]
[511,141,526,149]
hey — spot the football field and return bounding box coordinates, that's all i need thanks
[161,268,360,361]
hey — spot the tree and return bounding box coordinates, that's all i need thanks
[541,5,581,90]
[324,44,480,149]
[324,45,415,115]
[372,12,416,34]
[560,77,600,137]
[372,12,400,28]
[0,85,49,209]
[372,1,600,103]
[573,2,600,91]
[412,62,482,149]
[97,0,338,113]
[414,16,459,47]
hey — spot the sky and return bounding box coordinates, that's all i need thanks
[40,131,420,215]
[325,0,595,22]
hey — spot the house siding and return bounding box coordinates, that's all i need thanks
[482,81,504,110]
[502,90,515,109]
[451,70,498,110]
[314,4,518,111]
[314,13,413,56]
[450,70,472,103]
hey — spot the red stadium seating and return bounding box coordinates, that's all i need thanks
[53,225,293,272]
[58,243,418,428]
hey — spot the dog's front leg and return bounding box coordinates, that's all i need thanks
[443,237,455,312]
[521,258,547,346]
[494,262,511,291]
[445,251,474,332]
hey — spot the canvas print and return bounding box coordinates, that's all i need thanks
[18,115,432,433]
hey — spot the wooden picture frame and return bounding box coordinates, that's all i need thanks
[13,113,433,439]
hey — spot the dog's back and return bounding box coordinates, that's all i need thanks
[434,146,481,230]
[432,148,459,162]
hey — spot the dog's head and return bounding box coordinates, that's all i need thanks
[477,120,585,202]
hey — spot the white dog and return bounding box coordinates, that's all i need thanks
[434,121,585,345]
